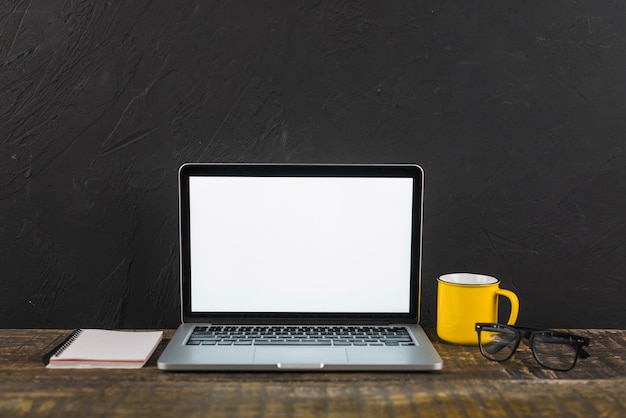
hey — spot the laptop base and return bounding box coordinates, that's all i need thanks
[158,324,442,371]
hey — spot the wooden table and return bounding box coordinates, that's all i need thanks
[1,329,624,417]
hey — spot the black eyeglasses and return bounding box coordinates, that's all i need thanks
[475,323,590,371]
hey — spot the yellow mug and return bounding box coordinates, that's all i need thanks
[437,273,519,345]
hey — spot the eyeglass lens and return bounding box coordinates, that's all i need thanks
[478,326,518,362]
[531,332,580,371]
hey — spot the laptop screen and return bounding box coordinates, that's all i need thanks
[179,164,423,323]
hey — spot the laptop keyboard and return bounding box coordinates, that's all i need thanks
[186,325,416,346]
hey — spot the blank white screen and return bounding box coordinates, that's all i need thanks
[189,176,414,313]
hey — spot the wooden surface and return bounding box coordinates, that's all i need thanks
[0,329,624,417]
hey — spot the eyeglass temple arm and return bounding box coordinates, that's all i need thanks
[573,335,591,359]
[579,348,590,359]
[484,341,511,355]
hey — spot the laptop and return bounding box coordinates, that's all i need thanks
[157,163,443,371]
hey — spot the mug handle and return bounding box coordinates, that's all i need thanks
[495,288,519,325]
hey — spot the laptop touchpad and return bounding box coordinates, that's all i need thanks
[253,347,348,366]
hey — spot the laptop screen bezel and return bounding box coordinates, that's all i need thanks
[178,163,424,325]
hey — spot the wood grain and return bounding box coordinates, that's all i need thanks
[0,329,624,417]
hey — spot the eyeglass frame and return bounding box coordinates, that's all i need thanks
[475,323,591,371]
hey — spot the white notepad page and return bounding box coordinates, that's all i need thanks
[47,329,163,368]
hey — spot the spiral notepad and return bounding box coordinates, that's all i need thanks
[45,329,163,369]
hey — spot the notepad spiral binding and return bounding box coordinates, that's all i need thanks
[52,329,83,357]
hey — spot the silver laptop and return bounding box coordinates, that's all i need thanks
[157,163,443,371]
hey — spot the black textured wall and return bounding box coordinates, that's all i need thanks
[1,1,624,329]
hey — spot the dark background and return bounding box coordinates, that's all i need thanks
[1,1,624,329]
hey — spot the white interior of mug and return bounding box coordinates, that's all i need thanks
[439,273,498,285]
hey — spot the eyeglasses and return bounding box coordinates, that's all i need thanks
[475,323,590,371]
